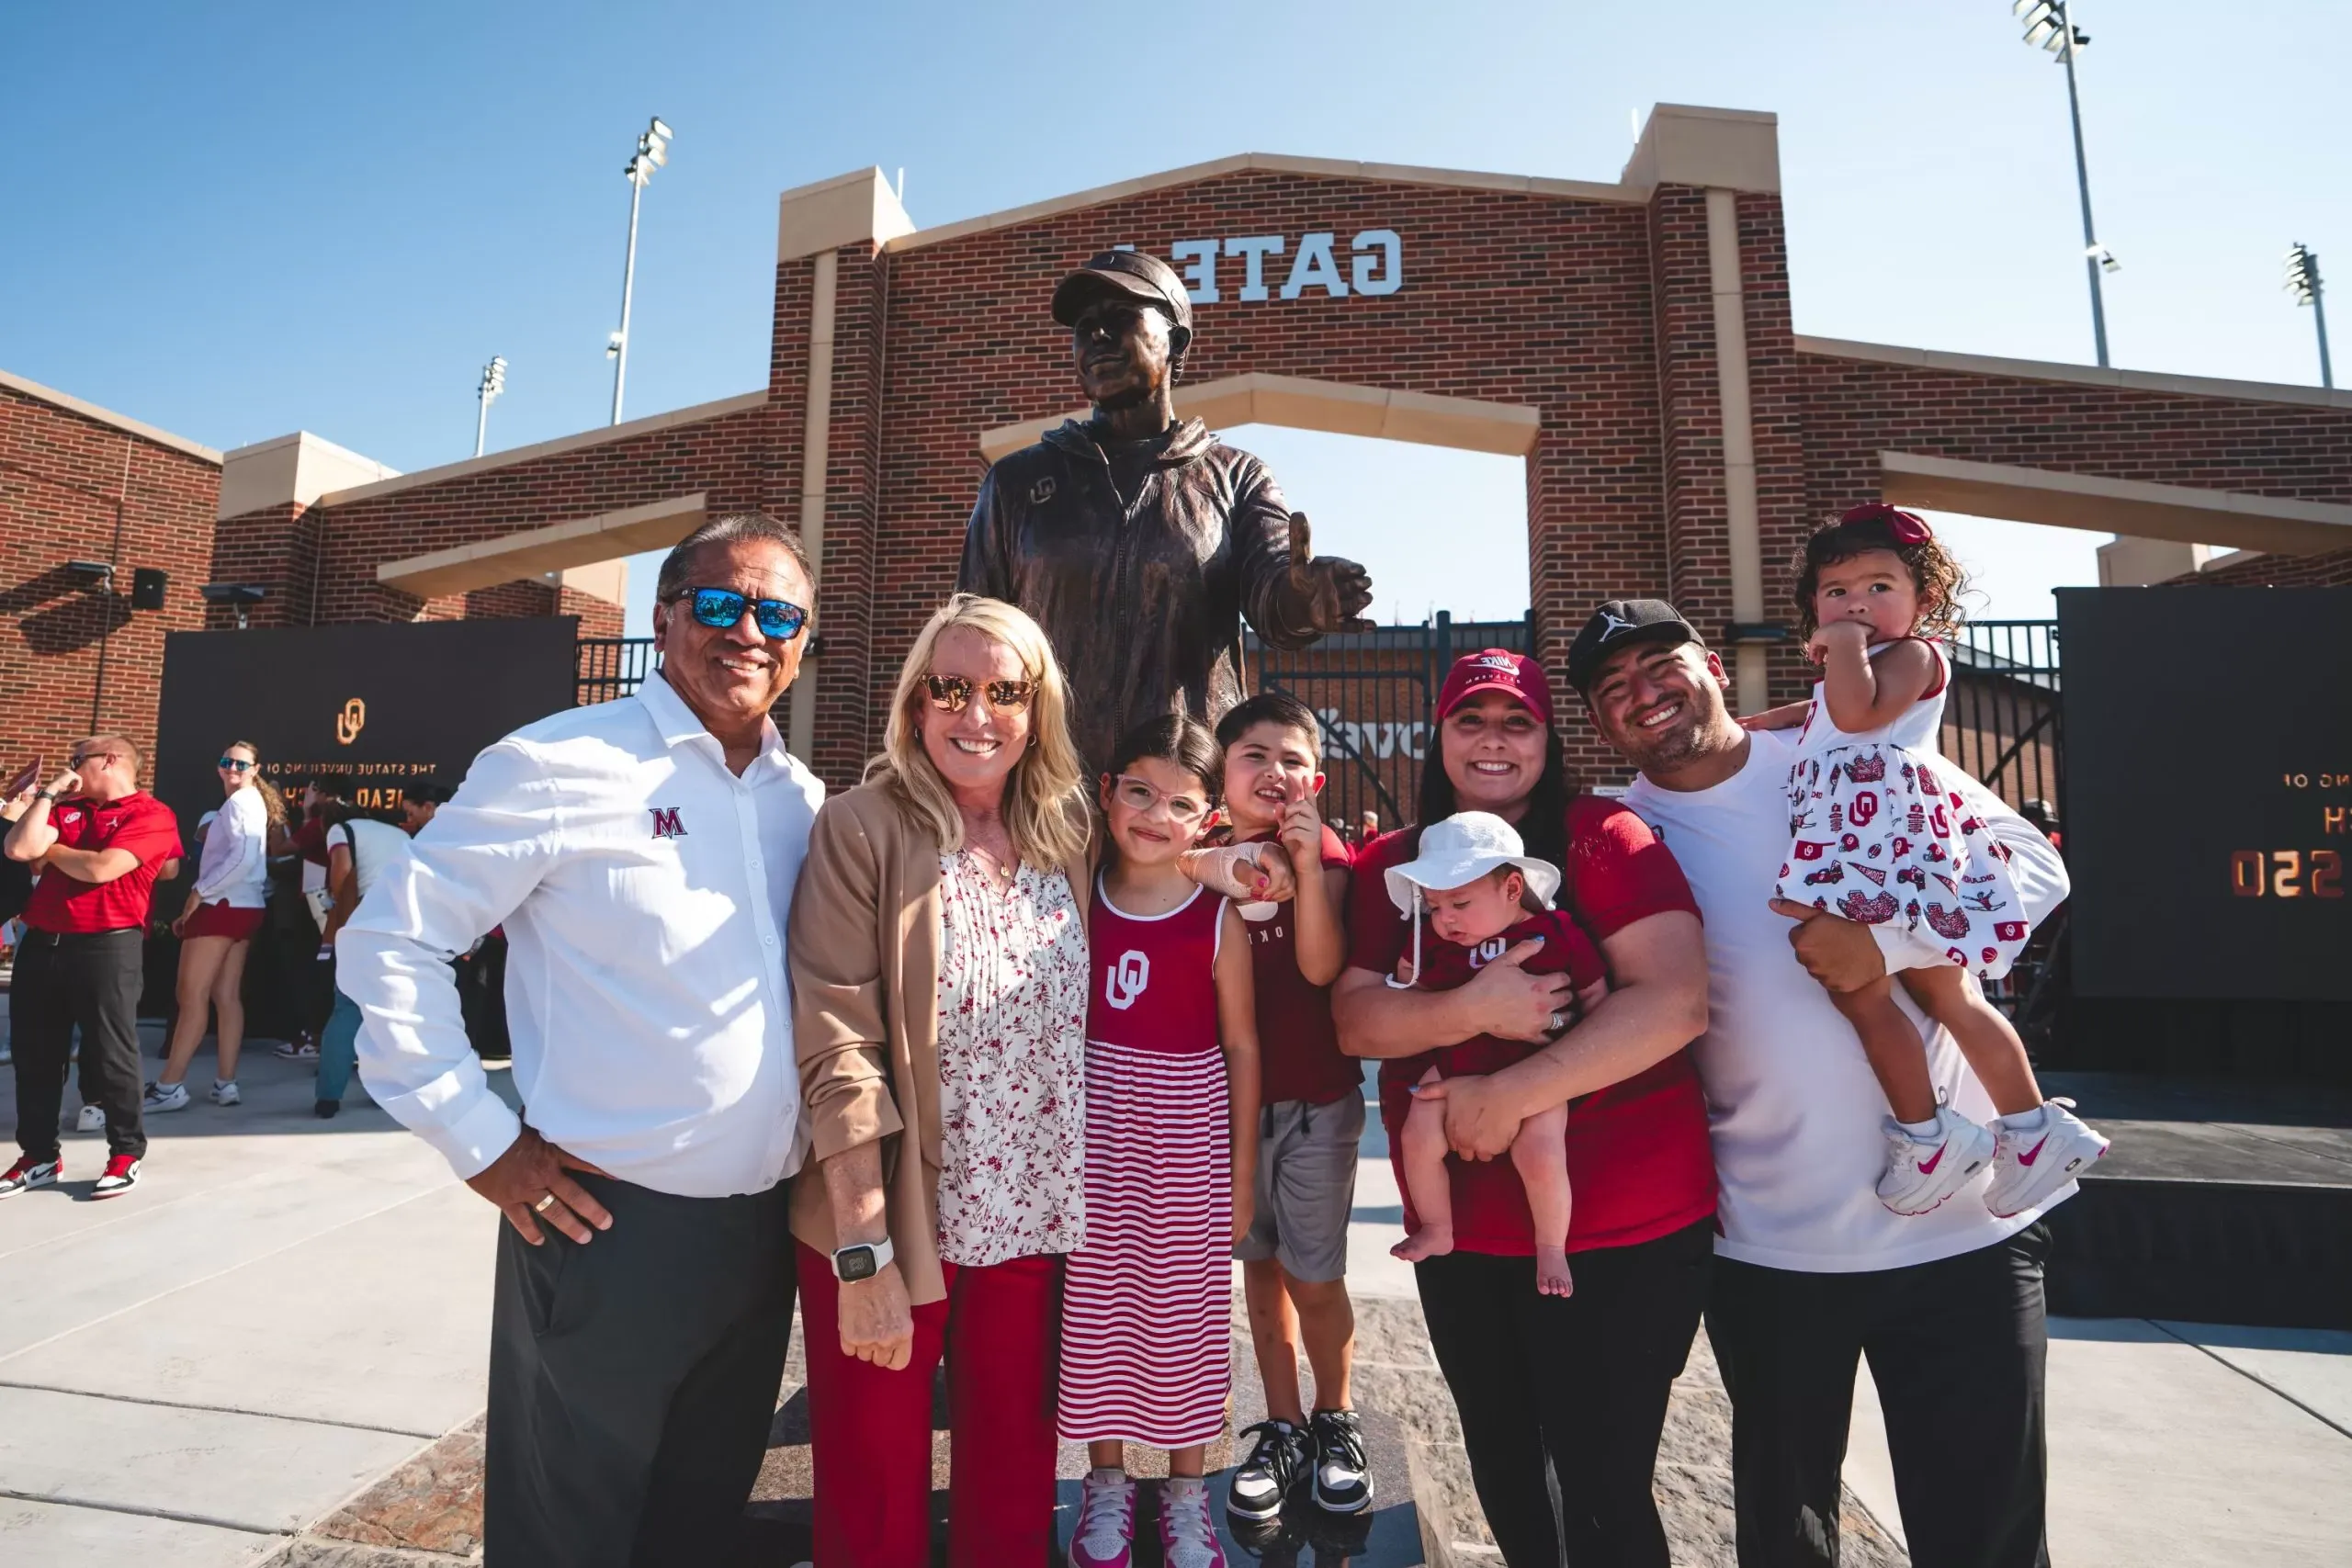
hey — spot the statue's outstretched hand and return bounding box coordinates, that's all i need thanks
[1284,513,1375,635]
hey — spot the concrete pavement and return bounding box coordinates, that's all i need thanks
[0,1017,503,1565]
[4,1026,2348,1564]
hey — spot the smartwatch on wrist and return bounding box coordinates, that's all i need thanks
[831,1235,894,1282]
[33,790,57,802]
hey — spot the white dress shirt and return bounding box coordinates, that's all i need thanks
[338,671,824,1199]
[1625,726,2073,1272]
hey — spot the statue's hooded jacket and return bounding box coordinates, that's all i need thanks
[958,416,1324,773]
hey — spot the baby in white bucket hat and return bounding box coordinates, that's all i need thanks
[1384,812,1607,1297]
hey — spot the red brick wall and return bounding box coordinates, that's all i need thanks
[0,383,220,784]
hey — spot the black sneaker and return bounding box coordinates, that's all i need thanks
[1308,1408,1374,1515]
[1227,1418,1308,1522]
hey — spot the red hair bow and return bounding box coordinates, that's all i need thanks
[1839,502,1932,546]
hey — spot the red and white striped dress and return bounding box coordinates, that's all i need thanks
[1057,878,1232,1448]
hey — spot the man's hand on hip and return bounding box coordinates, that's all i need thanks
[467,1125,615,1246]
[837,1261,915,1371]
[1770,898,1888,993]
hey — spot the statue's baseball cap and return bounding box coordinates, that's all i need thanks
[1051,250,1195,336]
[1566,600,1704,694]
[1434,649,1554,726]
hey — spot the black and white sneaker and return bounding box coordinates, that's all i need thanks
[1308,1408,1374,1515]
[1227,1419,1309,1522]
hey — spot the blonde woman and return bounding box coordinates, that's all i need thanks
[789,594,1289,1568]
[150,739,285,1113]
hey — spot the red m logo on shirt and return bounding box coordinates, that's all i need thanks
[649,807,687,840]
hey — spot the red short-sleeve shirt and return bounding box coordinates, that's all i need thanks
[1347,795,1716,1255]
[22,791,185,935]
[1229,823,1359,1106]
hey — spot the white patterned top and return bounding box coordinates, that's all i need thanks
[933,852,1090,1266]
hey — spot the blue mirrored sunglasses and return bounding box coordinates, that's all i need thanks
[677,587,807,641]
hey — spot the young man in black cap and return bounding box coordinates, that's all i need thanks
[958,249,1376,772]
[1566,599,2072,1568]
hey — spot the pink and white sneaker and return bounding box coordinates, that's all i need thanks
[1159,1477,1227,1568]
[1068,1468,1136,1568]
[1876,1106,1996,1216]
[1984,1100,2109,1217]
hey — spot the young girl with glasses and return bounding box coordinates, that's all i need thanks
[1061,714,1261,1568]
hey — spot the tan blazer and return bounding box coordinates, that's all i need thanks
[787,780,1092,1306]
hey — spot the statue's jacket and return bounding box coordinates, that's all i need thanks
[958,416,1324,773]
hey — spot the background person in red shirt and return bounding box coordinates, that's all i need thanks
[2,736,185,1200]
[1332,650,1713,1568]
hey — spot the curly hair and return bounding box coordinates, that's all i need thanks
[1790,505,1971,642]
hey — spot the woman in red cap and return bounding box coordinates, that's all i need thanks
[1332,649,1713,1568]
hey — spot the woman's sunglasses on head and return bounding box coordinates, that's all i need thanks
[675,587,808,641]
[922,673,1037,715]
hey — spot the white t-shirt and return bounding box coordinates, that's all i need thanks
[1624,726,2074,1273]
[192,786,270,908]
[329,818,414,901]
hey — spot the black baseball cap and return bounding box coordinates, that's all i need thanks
[1566,599,1704,693]
[1050,250,1194,337]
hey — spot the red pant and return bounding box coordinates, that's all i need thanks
[797,1244,1060,1568]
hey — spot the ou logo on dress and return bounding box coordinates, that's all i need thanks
[1104,950,1151,1010]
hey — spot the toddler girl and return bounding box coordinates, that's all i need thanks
[1768,503,2107,1218]
[1384,813,1605,1297]
[1061,716,1261,1568]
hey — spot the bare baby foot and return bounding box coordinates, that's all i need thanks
[1392,1225,1454,1264]
[1534,1246,1575,1297]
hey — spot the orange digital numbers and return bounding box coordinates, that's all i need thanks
[2233,848,2345,897]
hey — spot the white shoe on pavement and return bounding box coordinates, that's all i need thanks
[143,1080,191,1114]
[209,1079,241,1106]
[1984,1100,2109,1217]
[74,1104,107,1134]
[1876,1106,1996,1216]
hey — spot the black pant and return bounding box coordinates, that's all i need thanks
[487,1172,796,1568]
[11,928,147,1162]
[1416,1219,1713,1567]
[1706,1226,2052,1568]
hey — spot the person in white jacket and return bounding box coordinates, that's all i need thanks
[148,739,282,1113]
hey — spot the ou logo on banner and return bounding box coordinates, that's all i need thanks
[1104,950,1151,1010]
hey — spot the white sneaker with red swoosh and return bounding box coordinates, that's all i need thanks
[1875,1107,1997,1216]
[1984,1100,2109,1218]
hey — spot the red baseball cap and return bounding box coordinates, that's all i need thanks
[1434,649,1554,726]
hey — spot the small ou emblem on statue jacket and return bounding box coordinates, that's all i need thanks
[1029,476,1057,505]
[1104,950,1150,1010]
[649,807,687,840]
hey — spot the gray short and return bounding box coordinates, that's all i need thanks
[1233,1094,1365,1282]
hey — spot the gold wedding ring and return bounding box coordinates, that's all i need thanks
[532,1193,559,1213]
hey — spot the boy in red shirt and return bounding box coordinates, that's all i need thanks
[1383,813,1607,1296]
[1209,694,1373,1525]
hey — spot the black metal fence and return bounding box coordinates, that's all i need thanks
[577,637,656,705]
[1250,612,1532,835]
[1943,620,2064,818]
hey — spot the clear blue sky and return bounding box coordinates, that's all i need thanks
[8,2,2345,630]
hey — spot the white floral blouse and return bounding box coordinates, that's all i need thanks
[933,851,1089,1267]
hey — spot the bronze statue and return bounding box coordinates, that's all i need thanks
[958,250,1375,772]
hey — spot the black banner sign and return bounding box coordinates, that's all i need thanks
[154,617,580,840]
[2060,587,2351,1000]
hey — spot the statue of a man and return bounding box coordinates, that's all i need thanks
[958,250,1375,772]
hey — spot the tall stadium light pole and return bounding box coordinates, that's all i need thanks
[607,117,672,425]
[474,355,508,458]
[2285,243,2334,389]
[2015,2,2117,367]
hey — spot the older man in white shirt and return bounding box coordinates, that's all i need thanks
[341,513,824,1568]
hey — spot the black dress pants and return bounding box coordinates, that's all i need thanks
[10,928,147,1162]
[487,1172,796,1568]
[1415,1219,1714,1568]
[1705,1225,2052,1568]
